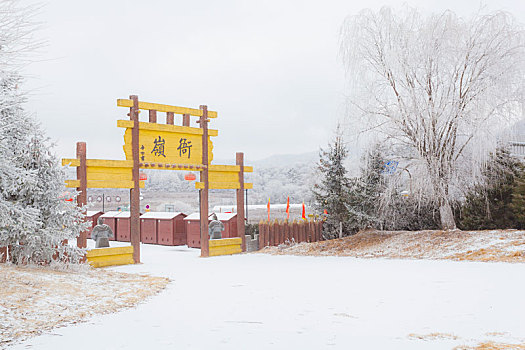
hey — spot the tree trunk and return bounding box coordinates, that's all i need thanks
[439,201,456,230]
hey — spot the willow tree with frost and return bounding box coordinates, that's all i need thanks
[340,7,525,230]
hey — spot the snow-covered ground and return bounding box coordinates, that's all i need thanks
[9,243,525,349]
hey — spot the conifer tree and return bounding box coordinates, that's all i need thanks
[312,127,351,239]
[510,171,525,229]
[346,144,387,231]
[459,147,523,230]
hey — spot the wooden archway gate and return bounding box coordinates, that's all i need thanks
[63,95,252,261]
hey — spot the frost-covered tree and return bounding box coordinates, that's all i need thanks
[510,169,525,230]
[346,144,386,231]
[0,0,86,264]
[341,7,525,230]
[459,147,523,230]
[312,127,351,239]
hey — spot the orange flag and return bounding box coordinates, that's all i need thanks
[286,197,290,220]
[267,198,271,222]
[302,202,306,220]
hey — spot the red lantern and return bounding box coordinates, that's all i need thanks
[139,172,147,181]
[184,173,196,181]
[60,192,73,202]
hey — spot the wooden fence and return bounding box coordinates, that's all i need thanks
[258,220,323,248]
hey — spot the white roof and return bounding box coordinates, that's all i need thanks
[212,204,304,212]
[184,212,236,221]
[86,210,103,216]
[100,211,122,218]
[140,212,184,219]
[116,211,131,218]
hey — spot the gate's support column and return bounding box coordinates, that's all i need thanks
[129,95,141,263]
[236,152,246,251]
[199,105,210,257]
[76,142,87,248]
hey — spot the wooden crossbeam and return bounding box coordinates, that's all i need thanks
[65,179,145,189]
[117,120,219,136]
[62,159,133,168]
[209,164,253,173]
[195,182,253,190]
[117,99,218,118]
[140,163,207,170]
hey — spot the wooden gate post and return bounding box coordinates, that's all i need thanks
[199,105,210,257]
[76,142,87,248]
[0,246,7,263]
[236,152,246,251]
[129,95,141,263]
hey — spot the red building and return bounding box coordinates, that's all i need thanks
[140,212,187,246]
[115,212,131,242]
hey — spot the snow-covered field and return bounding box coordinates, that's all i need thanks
[0,254,168,349]
[6,242,525,350]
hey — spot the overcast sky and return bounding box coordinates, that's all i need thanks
[23,0,525,163]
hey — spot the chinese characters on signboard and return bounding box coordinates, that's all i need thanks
[139,136,195,162]
[151,136,166,157]
[177,138,192,158]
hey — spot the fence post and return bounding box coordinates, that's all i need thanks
[269,220,274,246]
[277,221,284,245]
[0,246,6,263]
[258,220,264,250]
[274,220,280,246]
[291,219,298,243]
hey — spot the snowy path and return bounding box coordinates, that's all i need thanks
[11,244,525,349]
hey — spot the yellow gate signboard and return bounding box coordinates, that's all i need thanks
[195,164,253,189]
[61,159,145,189]
[118,120,216,165]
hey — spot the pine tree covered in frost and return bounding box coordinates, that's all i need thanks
[346,145,386,232]
[312,127,352,239]
[0,0,86,264]
[458,147,524,230]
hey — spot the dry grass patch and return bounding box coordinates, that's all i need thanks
[0,264,169,348]
[261,229,525,263]
[408,332,459,341]
[454,341,525,349]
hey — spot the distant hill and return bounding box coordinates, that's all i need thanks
[248,151,318,168]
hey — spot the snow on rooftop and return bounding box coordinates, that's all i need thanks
[99,211,122,218]
[212,204,303,212]
[184,212,236,221]
[140,212,184,219]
